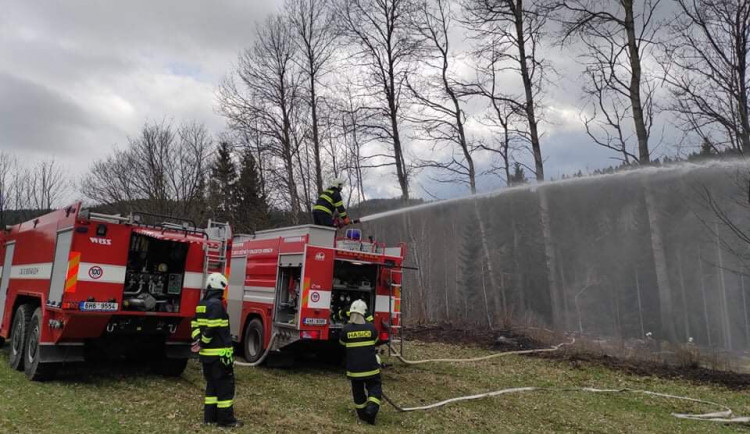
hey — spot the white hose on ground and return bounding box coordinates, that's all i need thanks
[381,387,750,423]
[234,333,278,367]
[384,339,749,423]
[387,338,575,364]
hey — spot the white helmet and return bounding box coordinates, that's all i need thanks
[350,299,367,316]
[205,272,228,291]
[330,177,346,189]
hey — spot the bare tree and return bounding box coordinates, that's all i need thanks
[661,0,750,153]
[0,152,15,225]
[462,0,549,181]
[29,159,66,211]
[557,0,662,164]
[408,0,478,193]
[339,81,373,206]
[289,0,339,194]
[219,15,304,222]
[82,121,212,222]
[465,39,529,186]
[338,0,422,200]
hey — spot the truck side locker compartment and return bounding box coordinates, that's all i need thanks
[48,229,74,305]
[0,242,15,328]
[227,255,247,339]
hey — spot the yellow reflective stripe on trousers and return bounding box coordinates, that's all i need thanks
[347,368,380,378]
[205,396,218,405]
[345,340,377,348]
[368,396,381,406]
[195,305,206,313]
[354,402,367,409]
[217,400,233,409]
[313,204,332,214]
[199,347,233,357]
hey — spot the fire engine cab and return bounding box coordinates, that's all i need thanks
[0,203,230,380]
[227,225,404,363]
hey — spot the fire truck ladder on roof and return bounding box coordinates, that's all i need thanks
[388,268,404,357]
[203,220,230,282]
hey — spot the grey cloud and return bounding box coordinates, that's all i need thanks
[0,71,93,153]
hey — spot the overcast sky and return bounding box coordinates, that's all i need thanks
[0,0,679,202]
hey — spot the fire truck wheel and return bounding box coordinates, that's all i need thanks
[9,304,33,371]
[243,319,265,363]
[151,357,188,377]
[25,307,58,381]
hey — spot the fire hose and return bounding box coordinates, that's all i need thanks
[381,387,750,423]
[387,339,575,364]
[234,333,279,367]
[382,340,750,424]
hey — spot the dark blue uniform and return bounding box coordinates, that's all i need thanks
[313,186,347,227]
[191,290,237,426]
[339,322,382,424]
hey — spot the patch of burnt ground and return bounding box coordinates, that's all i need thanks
[533,351,750,391]
[406,324,750,390]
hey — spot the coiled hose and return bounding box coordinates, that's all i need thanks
[234,333,278,367]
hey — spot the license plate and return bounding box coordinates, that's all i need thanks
[79,302,119,312]
[303,317,327,326]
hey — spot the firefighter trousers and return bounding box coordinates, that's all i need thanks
[202,360,237,425]
[350,375,382,424]
[312,211,333,227]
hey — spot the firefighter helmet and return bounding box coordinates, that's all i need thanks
[330,177,346,189]
[205,272,228,290]
[350,299,367,316]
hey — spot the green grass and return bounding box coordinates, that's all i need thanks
[1,341,749,433]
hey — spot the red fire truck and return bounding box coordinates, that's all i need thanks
[227,225,405,363]
[0,203,230,380]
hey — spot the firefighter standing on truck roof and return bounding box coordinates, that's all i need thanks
[339,300,382,425]
[191,273,243,428]
[313,177,350,228]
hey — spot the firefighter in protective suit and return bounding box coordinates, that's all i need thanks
[191,273,243,428]
[339,300,382,425]
[313,177,351,228]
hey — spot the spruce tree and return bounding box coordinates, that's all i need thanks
[235,147,268,232]
[208,142,238,223]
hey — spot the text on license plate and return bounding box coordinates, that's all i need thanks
[79,302,119,312]
[302,317,327,326]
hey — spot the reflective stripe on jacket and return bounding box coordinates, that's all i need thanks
[313,187,347,218]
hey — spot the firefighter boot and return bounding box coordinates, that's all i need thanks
[363,403,378,425]
[219,420,244,428]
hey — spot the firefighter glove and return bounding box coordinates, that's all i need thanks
[220,353,234,366]
[343,217,352,226]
